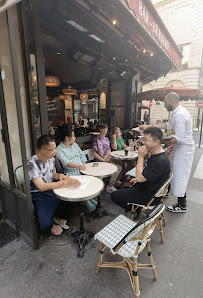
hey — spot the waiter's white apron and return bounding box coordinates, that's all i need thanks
[170,144,195,197]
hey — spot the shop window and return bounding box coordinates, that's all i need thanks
[178,44,190,69]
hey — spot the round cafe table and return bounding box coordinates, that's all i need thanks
[80,162,117,222]
[53,175,104,258]
[110,150,138,182]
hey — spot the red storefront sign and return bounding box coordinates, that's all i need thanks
[197,102,203,109]
[149,101,153,107]
[126,0,181,68]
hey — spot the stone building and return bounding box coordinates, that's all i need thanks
[142,0,203,126]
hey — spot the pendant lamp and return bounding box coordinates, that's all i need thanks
[45,75,60,87]
[63,85,77,95]
[80,92,88,101]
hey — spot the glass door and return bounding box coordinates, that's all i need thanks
[0,7,38,248]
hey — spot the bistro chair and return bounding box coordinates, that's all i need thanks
[15,165,25,192]
[128,172,173,243]
[94,203,165,297]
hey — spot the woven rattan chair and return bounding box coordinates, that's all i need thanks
[94,204,165,297]
[128,172,173,243]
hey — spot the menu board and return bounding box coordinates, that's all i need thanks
[47,96,60,115]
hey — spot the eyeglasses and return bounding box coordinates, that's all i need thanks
[42,147,56,152]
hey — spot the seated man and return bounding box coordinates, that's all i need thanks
[27,135,80,235]
[111,127,170,213]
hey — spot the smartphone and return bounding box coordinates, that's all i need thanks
[93,162,98,167]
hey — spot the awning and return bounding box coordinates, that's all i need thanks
[137,87,203,102]
[0,0,21,13]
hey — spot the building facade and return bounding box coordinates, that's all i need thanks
[142,0,203,126]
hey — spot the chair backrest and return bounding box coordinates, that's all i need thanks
[113,203,165,253]
[154,172,173,198]
[83,149,94,162]
[15,165,25,192]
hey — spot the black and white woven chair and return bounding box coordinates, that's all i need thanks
[94,204,165,297]
[128,172,173,243]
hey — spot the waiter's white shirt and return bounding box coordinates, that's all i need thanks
[167,105,195,197]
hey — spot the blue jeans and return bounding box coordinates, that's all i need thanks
[32,190,60,231]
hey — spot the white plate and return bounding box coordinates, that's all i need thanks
[163,135,174,140]
[131,127,141,132]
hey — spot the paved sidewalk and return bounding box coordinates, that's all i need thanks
[0,146,203,298]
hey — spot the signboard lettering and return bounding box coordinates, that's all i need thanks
[126,0,181,67]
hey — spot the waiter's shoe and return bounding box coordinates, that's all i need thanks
[167,203,187,213]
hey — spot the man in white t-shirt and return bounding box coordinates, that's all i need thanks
[157,92,195,212]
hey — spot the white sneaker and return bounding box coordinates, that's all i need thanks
[106,185,117,193]
[53,216,69,229]
[51,224,63,236]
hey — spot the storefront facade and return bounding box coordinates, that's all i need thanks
[0,0,182,248]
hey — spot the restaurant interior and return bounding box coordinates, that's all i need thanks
[28,0,175,146]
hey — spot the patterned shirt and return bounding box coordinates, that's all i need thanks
[56,142,87,176]
[110,137,125,150]
[27,155,55,192]
[92,136,111,160]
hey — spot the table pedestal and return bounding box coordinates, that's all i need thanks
[71,206,94,258]
[87,196,114,222]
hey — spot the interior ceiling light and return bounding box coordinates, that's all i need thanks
[151,53,154,57]
[80,92,88,101]
[143,49,146,53]
[126,59,128,62]
[89,34,105,43]
[113,57,116,60]
[66,20,88,32]
[45,75,60,87]
[112,20,117,25]
[63,85,77,95]
[57,52,61,55]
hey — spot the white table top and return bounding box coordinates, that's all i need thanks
[80,162,117,178]
[88,132,100,135]
[110,150,138,160]
[53,175,104,202]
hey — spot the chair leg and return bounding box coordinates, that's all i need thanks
[162,211,166,226]
[96,242,103,274]
[133,258,140,297]
[158,217,164,243]
[130,205,135,220]
[146,242,158,280]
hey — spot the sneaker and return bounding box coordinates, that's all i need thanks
[53,216,69,229]
[90,199,98,206]
[106,185,117,193]
[85,200,96,212]
[116,180,123,187]
[51,224,63,236]
[167,203,187,213]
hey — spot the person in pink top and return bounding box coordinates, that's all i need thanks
[92,123,122,193]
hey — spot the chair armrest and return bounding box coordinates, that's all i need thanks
[127,203,154,210]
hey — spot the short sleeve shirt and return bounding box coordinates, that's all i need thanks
[92,136,110,159]
[110,137,125,151]
[56,142,87,176]
[138,152,170,196]
[27,155,55,192]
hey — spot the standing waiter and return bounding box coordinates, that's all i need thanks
[157,92,195,212]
